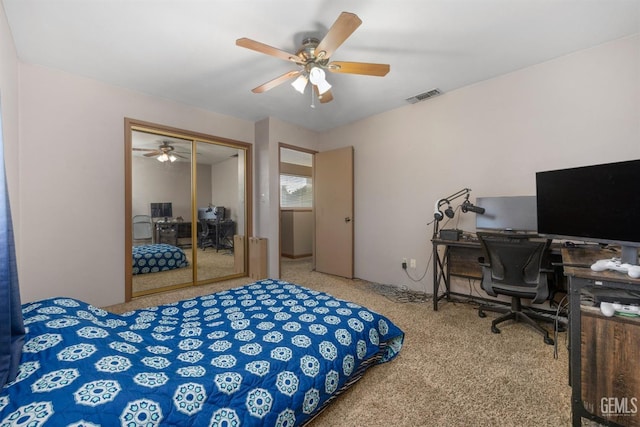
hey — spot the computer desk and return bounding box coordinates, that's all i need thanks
[431,237,483,310]
[431,235,564,311]
[433,239,640,425]
[562,247,640,427]
[154,220,235,250]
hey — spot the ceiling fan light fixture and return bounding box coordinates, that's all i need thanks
[168,154,177,162]
[309,67,331,95]
[291,74,308,94]
[315,79,332,95]
[157,153,169,162]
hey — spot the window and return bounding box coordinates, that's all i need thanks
[280,174,312,208]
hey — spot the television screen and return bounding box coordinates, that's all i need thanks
[475,196,537,232]
[150,202,172,218]
[536,159,640,262]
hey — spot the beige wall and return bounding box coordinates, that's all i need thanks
[132,156,205,220]
[211,156,239,223]
[254,117,320,277]
[319,34,640,294]
[16,63,254,306]
[281,210,313,258]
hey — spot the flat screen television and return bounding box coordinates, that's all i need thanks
[475,196,537,232]
[150,202,172,219]
[536,159,640,265]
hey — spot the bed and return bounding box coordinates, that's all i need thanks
[132,243,189,275]
[0,279,404,426]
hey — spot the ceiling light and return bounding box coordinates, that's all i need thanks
[309,67,331,95]
[291,74,308,94]
[157,153,169,162]
[169,154,177,162]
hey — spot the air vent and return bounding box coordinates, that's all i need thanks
[406,88,442,104]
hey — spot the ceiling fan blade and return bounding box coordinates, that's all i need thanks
[328,61,390,76]
[236,38,303,64]
[252,70,301,93]
[143,151,161,157]
[174,153,189,160]
[318,89,333,103]
[315,12,362,60]
[132,147,157,152]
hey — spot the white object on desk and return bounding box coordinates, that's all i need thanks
[591,258,640,279]
[600,301,640,317]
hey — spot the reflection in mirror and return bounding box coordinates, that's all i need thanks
[131,131,193,294]
[128,123,251,300]
[195,142,246,283]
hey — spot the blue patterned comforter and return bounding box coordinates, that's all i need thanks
[0,280,404,426]
[132,243,188,275]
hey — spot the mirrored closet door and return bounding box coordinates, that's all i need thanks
[125,119,252,301]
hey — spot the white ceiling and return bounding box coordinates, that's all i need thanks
[3,0,639,132]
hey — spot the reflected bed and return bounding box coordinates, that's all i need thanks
[132,243,189,275]
[0,279,404,426]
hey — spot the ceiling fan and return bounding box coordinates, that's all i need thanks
[132,141,189,163]
[236,11,390,104]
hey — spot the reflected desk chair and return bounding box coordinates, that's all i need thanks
[198,219,215,250]
[476,232,555,345]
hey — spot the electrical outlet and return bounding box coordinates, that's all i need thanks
[410,259,416,268]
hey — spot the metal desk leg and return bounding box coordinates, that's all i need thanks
[569,278,583,426]
[433,241,439,311]
[432,243,450,311]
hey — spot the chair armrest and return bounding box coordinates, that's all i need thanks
[477,257,491,269]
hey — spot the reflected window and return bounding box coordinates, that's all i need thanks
[280,175,312,208]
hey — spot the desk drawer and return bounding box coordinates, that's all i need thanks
[581,310,640,426]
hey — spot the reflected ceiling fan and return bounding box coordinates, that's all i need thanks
[236,11,390,105]
[132,141,189,163]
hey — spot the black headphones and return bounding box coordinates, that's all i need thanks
[434,201,455,221]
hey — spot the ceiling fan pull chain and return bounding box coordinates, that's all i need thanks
[310,86,316,109]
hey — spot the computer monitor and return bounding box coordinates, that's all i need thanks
[536,159,640,265]
[475,196,537,232]
[198,207,216,220]
[150,202,172,219]
[198,206,225,221]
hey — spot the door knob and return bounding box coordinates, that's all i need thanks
[345,217,352,223]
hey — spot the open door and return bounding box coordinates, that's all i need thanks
[314,146,354,278]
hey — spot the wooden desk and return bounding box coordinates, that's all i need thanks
[563,247,640,427]
[155,221,192,247]
[432,236,565,310]
[431,238,483,310]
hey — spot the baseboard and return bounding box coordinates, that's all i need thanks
[281,253,312,259]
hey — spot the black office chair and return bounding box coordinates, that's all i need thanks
[198,219,214,250]
[476,232,555,345]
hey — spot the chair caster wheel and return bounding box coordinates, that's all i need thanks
[491,325,501,334]
[544,336,554,345]
[478,311,486,318]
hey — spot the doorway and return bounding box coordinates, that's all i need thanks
[279,144,316,277]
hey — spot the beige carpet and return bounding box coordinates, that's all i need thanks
[107,258,572,427]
